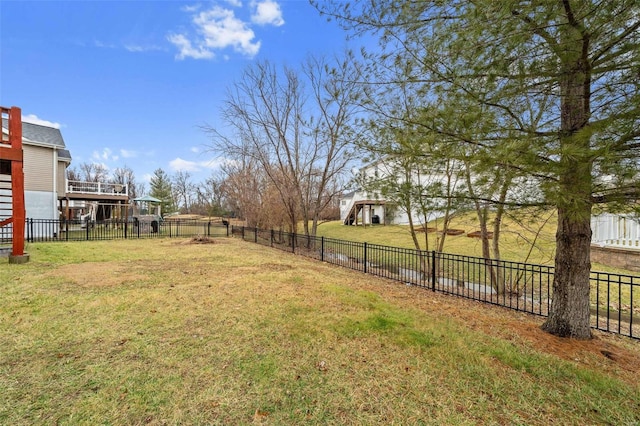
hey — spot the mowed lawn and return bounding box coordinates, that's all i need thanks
[1,238,639,425]
[315,211,559,266]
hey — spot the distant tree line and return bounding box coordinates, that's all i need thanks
[66,162,338,222]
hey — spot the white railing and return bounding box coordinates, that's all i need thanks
[591,213,640,249]
[67,180,128,196]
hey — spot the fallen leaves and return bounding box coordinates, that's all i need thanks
[253,408,269,423]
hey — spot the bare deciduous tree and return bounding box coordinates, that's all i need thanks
[111,165,143,200]
[172,171,196,214]
[205,56,359,236]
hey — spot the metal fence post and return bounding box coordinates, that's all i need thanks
[242,226,245,240]
[364,242,368,274]
[431,250,436,291]
[86,221,90,241]
[271,229,274,247]
[255,227,258,243]
[292,232,295,253]
[321,236,324,262]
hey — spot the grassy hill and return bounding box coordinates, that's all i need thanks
[316,209,558,266]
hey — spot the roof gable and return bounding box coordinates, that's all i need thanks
[1,118,66,148]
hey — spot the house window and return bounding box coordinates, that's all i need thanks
[341,200,346,205]
[0,160,10,175]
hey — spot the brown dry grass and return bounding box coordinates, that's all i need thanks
[1,238,639,425]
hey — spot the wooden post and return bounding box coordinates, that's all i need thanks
[1,106,28,263]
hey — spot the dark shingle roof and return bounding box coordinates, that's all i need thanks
[1,118,66,148]
[57,149,72,162]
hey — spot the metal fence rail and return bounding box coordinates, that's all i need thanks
[25,218,229,242]
[232,225,638,340]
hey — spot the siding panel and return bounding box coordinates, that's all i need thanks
[57,161,67,195]
[24,145,54,192]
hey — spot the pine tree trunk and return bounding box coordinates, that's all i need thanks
[542,207,592,338]
[542,149,593,339]
[542,13,593,339]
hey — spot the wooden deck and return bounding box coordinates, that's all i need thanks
[343,199,385,226]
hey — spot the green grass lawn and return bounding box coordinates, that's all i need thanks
[316,210,558,264]
[1,238,639,425]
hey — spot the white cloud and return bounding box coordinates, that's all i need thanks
[120,149,137,158]
[92,148,119,162]
[169,157,225,172]
[167,33,215,60]
[124,44,164,53]
[168,3,276,60]
[251,0,284,26]
[195,7,260,56]
[181,4,201,12]
[190,146,201,153]
[94,38,164,54]
[94,40,117,49]
[22,114,61,129]
[170,157,201,172]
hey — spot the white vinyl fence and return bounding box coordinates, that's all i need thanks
[591,213,640,249]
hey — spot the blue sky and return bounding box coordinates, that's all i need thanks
[0,0,355,187]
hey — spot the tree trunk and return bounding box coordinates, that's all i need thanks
[541,206,592,338]
[492,174,512,295]
[464,163,497,291]
[542,14,592,339]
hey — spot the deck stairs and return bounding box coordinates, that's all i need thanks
[344,202,363,225]
[343,198,384,225]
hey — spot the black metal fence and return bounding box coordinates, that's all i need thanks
[24,218,229,242]
[232,225,639,340]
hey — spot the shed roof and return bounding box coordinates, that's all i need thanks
[134,195,162,203]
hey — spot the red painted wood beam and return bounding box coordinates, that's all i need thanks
[0,147,23,162]
[10,107,25,256]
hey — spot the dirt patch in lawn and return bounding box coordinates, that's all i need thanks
[188,235,216,244]
[47,262,147,288]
